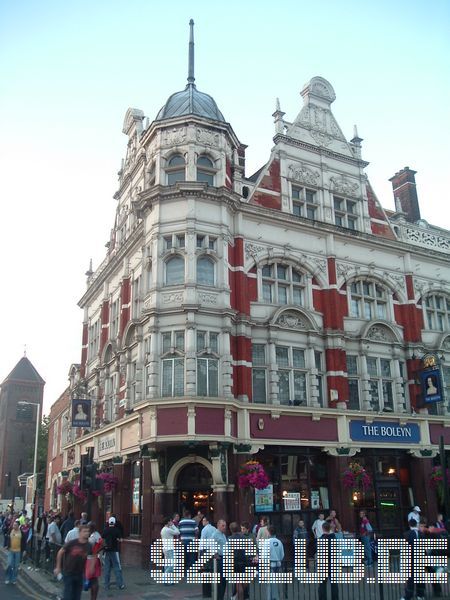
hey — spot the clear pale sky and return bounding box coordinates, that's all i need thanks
[1,0,449,414]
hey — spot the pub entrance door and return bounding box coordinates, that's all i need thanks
[376,481,402,537]
[177,463,213,517]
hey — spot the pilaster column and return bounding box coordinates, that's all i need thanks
[212,485,230,522]
[268,341,279,405]
[185,326,196,396]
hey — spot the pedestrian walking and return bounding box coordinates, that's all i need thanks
[5,519,24,585]
[358,510,373,567]
[178,509,198,571]
[101,516,125,590]
[265,525,284,600]
[200,514,217,599]
[65,520,81,543]
[229,521,253,600]
[407,505,421,526]
[60,511,76,541]
[211,519,228,600]
[160,515,180,584]
[54,523,91,600]
[318,522,338,600]
[400,518,425,600]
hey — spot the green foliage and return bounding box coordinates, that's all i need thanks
[27,414,50,493]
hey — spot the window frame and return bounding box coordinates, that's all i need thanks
[349,279,389,320]
[164,255,185,286]
[333,195,358,230]
[259,262,306,306]
[197,255,216,286]
[166,154,186,185]
[196,155,216,186]
[423,293,450,332]
[291,185,318,220]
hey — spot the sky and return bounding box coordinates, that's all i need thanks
[1,0,449,415]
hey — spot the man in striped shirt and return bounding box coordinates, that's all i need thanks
[178,509,198,572]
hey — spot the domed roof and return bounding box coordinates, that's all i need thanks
[156,83,225,122]
[155,19,225,124]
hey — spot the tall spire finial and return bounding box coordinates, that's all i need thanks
[188,19,195,85]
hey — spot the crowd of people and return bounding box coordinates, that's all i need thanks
[0,507,126,600]
[157,506,450,600]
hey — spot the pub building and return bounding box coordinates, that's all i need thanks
[44,23,450,566]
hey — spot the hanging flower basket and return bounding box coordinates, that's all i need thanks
[238,460,270,490]
[342,461,372,491]
[57,480,73,496]
[429,466,450,503]
[73,483,87,503]
[96,472,119,493]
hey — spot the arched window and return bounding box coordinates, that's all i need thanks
[166,154,185,185]
[423,293,450,331]
[165,256,185,285]
[197,256,215,286]
[349,280,388,319]
[260,263,305,305]
[196,155,215,186]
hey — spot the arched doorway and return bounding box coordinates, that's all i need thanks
[177,463,213,517]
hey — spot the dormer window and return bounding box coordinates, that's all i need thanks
[197,155,215,185]
[333,196,357,230]
[292,186,317,219]
[166,154,185,185]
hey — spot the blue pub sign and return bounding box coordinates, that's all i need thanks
[349,420,421,444]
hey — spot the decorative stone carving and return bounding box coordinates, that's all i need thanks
[245,242,265,260]
[404,225,450,253]
[311,257,327,274]
[143,295,153,310]
[413,278,428,298]
[309,129,334,148]
[309,78,336,102]
[276,311,308,330]
[329,175,359,197]
[383,271,406,295]
[288,163,320,186]
[162,292,184,304]
[196,128,220,147]
[198,292,217,305]
[443,337,450,351]
[162,127,187,146]
[336,262,353,281]
[367,325,395,342]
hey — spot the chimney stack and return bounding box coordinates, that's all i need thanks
[389,167,421,223]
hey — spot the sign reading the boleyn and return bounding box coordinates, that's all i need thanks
[349,420,420,443]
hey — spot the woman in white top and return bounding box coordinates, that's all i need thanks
[256,516,271,540]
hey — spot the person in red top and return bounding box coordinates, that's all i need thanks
[359,510,373,567]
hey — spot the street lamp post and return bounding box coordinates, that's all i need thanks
[18,400,41,519]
